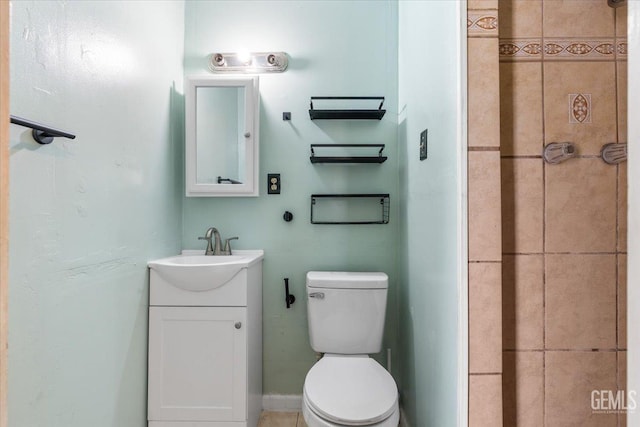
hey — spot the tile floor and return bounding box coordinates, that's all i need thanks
[258,411,308,427]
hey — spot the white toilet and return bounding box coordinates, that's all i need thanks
[303,271,400,427]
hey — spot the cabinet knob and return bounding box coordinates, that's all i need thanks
[235,322,242,329]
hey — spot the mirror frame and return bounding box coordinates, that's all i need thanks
[185,75,259,197]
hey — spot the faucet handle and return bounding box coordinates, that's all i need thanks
[198,234,214,255]
[223,237,239,255]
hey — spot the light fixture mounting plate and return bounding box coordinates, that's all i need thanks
[209,52,288,73]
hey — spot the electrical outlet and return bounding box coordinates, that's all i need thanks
[268,173,281,194]
[420,129,428,160]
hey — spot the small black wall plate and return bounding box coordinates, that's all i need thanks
[420,129,428,161]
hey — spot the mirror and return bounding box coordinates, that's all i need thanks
[185,76,259,196]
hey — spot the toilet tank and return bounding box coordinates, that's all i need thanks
[306,271,388,354]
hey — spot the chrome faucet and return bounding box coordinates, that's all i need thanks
[199,227,223,255]
[198,227,239,255]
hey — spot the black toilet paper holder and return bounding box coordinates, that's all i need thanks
[284,278,296,309]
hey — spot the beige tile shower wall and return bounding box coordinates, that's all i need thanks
[467,3,503,426]
[499,1,627,426]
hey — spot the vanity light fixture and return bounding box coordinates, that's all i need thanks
[209,51,288,73]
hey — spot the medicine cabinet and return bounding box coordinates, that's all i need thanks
[185,76,260,197]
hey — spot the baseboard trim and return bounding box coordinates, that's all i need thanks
[262,394,303,412]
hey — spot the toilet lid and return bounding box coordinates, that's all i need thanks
[304,356,398,426]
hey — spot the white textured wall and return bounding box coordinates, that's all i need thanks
[8,2,184,426]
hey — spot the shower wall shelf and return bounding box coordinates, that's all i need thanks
[310,194,390,225]
[310,144,387,164]
[308,96,386,120]
[9,115,76,145]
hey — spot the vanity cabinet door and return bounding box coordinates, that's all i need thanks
[148,306,247,422]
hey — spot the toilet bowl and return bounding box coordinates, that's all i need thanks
[303,272,399,427]
[302,355,399,427]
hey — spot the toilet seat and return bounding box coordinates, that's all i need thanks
[303,355,398,426]
[302,395,400,427]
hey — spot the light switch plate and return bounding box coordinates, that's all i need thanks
[420,129,428,161]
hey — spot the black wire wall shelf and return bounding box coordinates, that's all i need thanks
[310,194,390,225]
[308,96,386,120]
[310,144,387,164]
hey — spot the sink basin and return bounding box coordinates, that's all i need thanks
[148,250,264,292]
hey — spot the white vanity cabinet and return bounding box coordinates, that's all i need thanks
[147,250,263,427]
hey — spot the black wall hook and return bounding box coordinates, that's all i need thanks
[284,278,296,309]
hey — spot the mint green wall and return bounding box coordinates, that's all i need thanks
[183,0,400,394]
[8,2,184,426]
[398,1,461,426]
[8,1,463,423]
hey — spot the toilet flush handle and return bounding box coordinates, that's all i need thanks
[309,292,325,300]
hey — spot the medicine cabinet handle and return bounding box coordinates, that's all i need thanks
[235,322,242,329]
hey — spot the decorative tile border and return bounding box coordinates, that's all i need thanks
[617,38,627,60]
[468,10,498,37]
[569,94,592,124]
[500,38,626,62]
[544,39,615,61]
[499,39,542,61]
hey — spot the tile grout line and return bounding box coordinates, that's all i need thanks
[540,3,546,421]
[616,347,621,427]
[615,11,621,373]
[505,348,619,352]
[614,9,621,427]
[468,146,500,151]
[502,154,610,159]
[613,9,622,427]
[504,251,621,255]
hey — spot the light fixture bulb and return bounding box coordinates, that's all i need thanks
[237,50,252,65]
[213,53,225,66]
